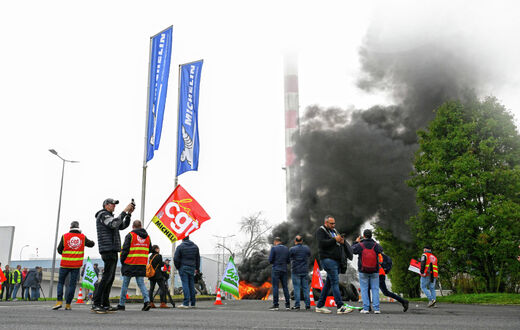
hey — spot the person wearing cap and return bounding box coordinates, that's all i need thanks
[352,228,383,314]
[52,221,95,311]
[92,198,134,314]
[268,237,290,311]
[420,245,438,307]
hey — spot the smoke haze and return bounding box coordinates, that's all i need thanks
[239,1,520,284]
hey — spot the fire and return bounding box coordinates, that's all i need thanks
[239,280,272,300]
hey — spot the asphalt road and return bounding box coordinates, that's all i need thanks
[0,299,519,329]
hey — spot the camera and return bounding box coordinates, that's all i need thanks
[131,198,136,207]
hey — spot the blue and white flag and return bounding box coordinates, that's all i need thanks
[146,26,173,162]
[176,60,203,176]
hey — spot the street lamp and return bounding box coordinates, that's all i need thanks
[48,149,79,298]
[20,245,29,260]
[213,234,235,289]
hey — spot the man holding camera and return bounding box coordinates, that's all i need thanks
[92,198,134,314]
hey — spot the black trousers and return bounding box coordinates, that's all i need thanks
[368,275,406,305]
[149,278,167,303]
[0,284,11,301]
[93,252,118,307]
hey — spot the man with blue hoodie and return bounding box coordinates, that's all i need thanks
[174,236,200,308]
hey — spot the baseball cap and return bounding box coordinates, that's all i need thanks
[103,198,119,207]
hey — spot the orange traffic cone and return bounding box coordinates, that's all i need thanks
[325,296,336,307]
[75,288,85,304]
[214,288,223,305]
[309,288,316,306]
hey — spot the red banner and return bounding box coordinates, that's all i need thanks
[408,258,421,274]
[151,185,211,243]
[311,259,324,289]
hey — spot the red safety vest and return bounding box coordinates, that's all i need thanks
[125,232,150,266]
[60,232,85,269]
[421,252,438,278]
[378,254,385,276]
[162,264,171,274]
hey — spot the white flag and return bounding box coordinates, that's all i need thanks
[219,256,239,297]
[82,257,98,290]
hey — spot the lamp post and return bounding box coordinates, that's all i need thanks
[48,149,79,298]
[20,245,29,260]
[213,234,235,290]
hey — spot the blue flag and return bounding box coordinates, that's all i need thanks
[176,60,203,176]
[146,26,173,162]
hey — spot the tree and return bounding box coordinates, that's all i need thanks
[374,227,421,298]
[237,212,272,261]
[408,97,520,293]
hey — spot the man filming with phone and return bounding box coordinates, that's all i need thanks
[92,198,134,314]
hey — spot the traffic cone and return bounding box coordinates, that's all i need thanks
[325,296,336,307]
[75,288,85,304]
[214,288,223,305]
[309,288,316,307]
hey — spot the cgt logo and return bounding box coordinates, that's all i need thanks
[136,236,146,244]
[68,236,82,250]
[164,201,199,237]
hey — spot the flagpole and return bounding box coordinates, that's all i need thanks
[141,36,153,223]
[170,63,182,296]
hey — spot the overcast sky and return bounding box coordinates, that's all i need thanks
[1,0,519,261]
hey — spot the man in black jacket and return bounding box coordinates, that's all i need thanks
[92,198,134,314]
[315,215,353,315]
[117,220,152,311]
[174,236,200,308]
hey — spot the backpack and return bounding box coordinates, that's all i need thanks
[381,253,392,274]
[359,242,378,273]
[146,254,158,278]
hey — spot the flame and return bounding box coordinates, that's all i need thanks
[239,281,272,300]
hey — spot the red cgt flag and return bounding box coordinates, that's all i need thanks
[311,259,324,289]
[151,184,211,243]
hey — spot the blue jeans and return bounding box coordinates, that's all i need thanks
[11,284,20,299]
[31,288,39,301]
[179,265,196,306]
[57,267,79,304]
[359,272,380,311]
[317,258,343,309]
[420,276,436,301]
[291,273,310,308]
[119,275,149,306]
[271,269,290,307]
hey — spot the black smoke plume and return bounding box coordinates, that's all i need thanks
[240,26,494,285]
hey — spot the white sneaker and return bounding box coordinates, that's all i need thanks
[178,304,190,309]
[374,310,381,314]
[337,306,354,314]
[315,307,332,314]
[360,309,370,314]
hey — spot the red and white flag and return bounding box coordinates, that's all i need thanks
[408,258,421,274]
[151,185,211,243]
[311,259,324,289]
